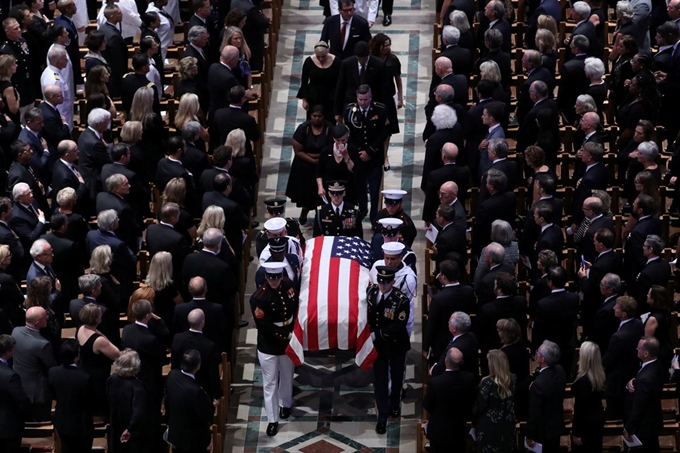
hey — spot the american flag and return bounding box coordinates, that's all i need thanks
[286,236,378,370]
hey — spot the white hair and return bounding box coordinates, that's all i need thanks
[431,104,458,130]
[87,108,111,128]
[12,182,31,200]
[29,239,50,259]
[573,1,591,17]
[442,25,460,45]
[584,57,605,79]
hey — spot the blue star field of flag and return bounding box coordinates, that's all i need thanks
[331,237,373,268]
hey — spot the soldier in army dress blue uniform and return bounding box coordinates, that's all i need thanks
[313,180,363,238]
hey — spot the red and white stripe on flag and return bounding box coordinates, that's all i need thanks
[286,236,378,370]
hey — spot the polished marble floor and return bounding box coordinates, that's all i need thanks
[225,1,434,450]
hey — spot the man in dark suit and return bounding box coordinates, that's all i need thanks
[441,25,472,78]
[96,174,142,253]
[101,143,151,223]
[466,94,506,176]
[602,296,644,420]
[0,197,26,281]
[423,347,476,452]
[155,136,199,211]
[120,54,161,117]
[634,234,671,314]
[517,80,559,154]
[26,239,62,311]
[201,172,249,260]
[479,0,511,53]
[173,276,230,352]
[478,29,512,88]
[212,85,261,153]
[78,108,112,202]
[18,109,53,183]
[0,334,30,453]
[532,201,564,267]
[624,194,663,283]
[565,2,600,60]
[146,202,192,283]
[39,85,71,152]
[623,336,664,452]
[41,212,83,304]
[184,25,211,87]
[99,5,128,97]
[478,139,520,203]
[431,311,478,377]
[532,266,579,379]
[51,140,88,216]
[573,112,605,179]
[557,36,590,123]
[529,250,558,316]
[320,0,372,61]
[9,183,47,257]
[198,144,252,210]
[54,0,82,85]
[578,196,615,263]
[474,169,517,254]
[526,340,566,453]
[570,142,607,228]
[69,274,120,347]
[48,339,94,453]
[423,260,475,363]
[165,350,215,453]
[11,306,56,421]
[7,141,50,217]
[651,21,678,73]
[525,0,561,48]
[427,56,468,108]
[587,273,622,355]
[207,45,242,121]
[422,143,470,225]
[474,242,515,305]
[230,0,269,72]
[516,50,555,121]
[170,308,222,400]
[433,202,467,274]
[187,1,219,63]
[122,299,167,412]
[334,41,388,121]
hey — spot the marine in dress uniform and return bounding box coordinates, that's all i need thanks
[344,85,390,224]
[313,180,363,238]
[368,266,411,434]
[369,242,417,336]
[255,236,301,289]
[120,62,161,116]
[370,217,418,274]
[255,198,304,258]
[373,189,417,247]
[258,217,303,265]
[250,262,299,437]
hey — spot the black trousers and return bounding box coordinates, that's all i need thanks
[0,437,22,453]
[381,0,393,15]
[58,432,93,453]
[373,353,405,422]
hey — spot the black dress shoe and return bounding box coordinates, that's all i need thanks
[251,220,260,228]
[266,422,279,436]
[279,407,291,419]
[239,319,249,328]
[390,407,401,418]
[375,422,387,434]
[382,14,392,26]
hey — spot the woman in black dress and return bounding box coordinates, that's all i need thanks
[316,124,360,206]
[84,30,110,77]
[584,57,607,114]
[24,277,62,358]
[536,29,558,77]
[370,33,402,170]
[615,72,659,151]
[161,178,198,243]
[297,41,341,123]
[609,34,637,106]
[0,54,21,128]
[129,86,168,179]
[140,12,165,87]
[90,245,124,316]
[524,146,557,206]
[77,303,120,419]
[144,251,182,332]
[571,341,606,453]
[644,285,673,368]
[498,318,530,421]
[0,245,25,328]
[472,349,517,453]
[286,106,333,224]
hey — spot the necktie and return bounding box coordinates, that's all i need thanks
[379,294,384,304]
[341,21,348,49]
[359,63,366,83]
[29,204,38,217]
[25,166,45,195]
[335,207,340,216]
[71,164,80,178]
[45,266,56,280]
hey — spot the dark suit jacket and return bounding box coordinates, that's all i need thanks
[422,369,476,448]
[535,224,564,257]
[155,158,199,215]
[38,102,70,151]
[41,231,83,303]
[199,167,252,210]
[558,55,589,123]
[580,215,615,263]
[201,190,248,258]
[48,364,93,436]
[478,158,521,202]
[602,319,644,398]
[516,68,554,121]
[476,295,528,352]
[95,192,142,253]
[165,369,214,451]
[634,258,671,310]
[422,164,470,223]
[69,296,120,346]
[9,201,46,254]
[182,252,236,328]
[433,201,467,269]
[172,298,229,352]
[566,20,600,60]
[100,162,150,221]
[145,223,191,282]
[441,44,473,78]
[430,71,468,108]
[432,331,479,376]
[624,215,663,280]
[478,18,512,53]
[572,162,608,224]
[527,365,566,443]
[106,374,153,448]
[11,326,56,405]
[7,161,50,215]
[478,49,512,89]
[0,361,30,440]
[78,128,111,201]
[475,262,516,306]
[19,128,51,183]
[474,191,517,253]
[100,23,128,97]
[319,14,372,61]
[207,62,239,120]
[624,360,664,439]
[525,0,561,48]
[0,220,26,279]
[423,284,476,360]
[587,295,620,355]
[51,159,88,214]
[170,330,222,399]
[334,55,388,115]
[517,98,559,153]
[532,290,579,353]
[580,250,623,306]
[85,229,137,285]
[121,323,166,400]
[212,105,261,154]
[652,45,674,73]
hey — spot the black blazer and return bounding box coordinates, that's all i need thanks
[572,374,605,439]
[8,201,46,253]
[580,215,615,263]
[517,98,559,153]
[201,190,249,256]
[602,319,644,398]
[532,290,579,352]
[0,269,25,328]
[478,49,512,89]
[557,55,589,123]
[478,18,511,53]
[146,223,192,282]
[78,128,112,201]
[433,203,467,268]
[475,262,515,306]
[476,295,528,352]
[0,361,30,440]
[566,21,599,60]
[479,158,521,201]
[441,44,473,78]
[423,284,476,360]
[95,192,142,253]
[41,231,83,303]
[580,250,623,305]
[634,258,671,311]
[432,331,479,377]
[100,163,151,221]
[319,14,372,61]
[535,224,564,257]
[38,102,70,151]
[165,369,214,452]
[121,323,166,400]
[106,374,153,449]
[207,62,239,120]
[516,68,554,121]
[51,159,87,215]
[624,360,664,438]
[624,215,663,280]
[572,162,608,224]
[0,221,26,280]
[99,23,127,97]
[172,299,229,352]
[48,364,94,437]
[588,295,620,354]
[422,369,476,448]
[182,252,237,327]
[474,191,517,253]
[212,105,261,153]
[7,161,50,215]
[199,167,252,210]
[170,330,222,399]
[85,229,137,283]
[527,366,566,443]
[334,55,388,116]
[422,164,470,223]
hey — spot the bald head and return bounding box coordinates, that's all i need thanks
[26,306,47,327]
[188,308,205,330]
[441,181,458,195]
[581,112,600,131]
[188,276,207,298]
[220,45,239,65]
[435,56,453,76]
[445,347,463,370]
[442,142,459,163]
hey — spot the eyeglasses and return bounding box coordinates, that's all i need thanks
[438,191,453,196]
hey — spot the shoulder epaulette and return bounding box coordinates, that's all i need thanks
[147,82,155,87]
[373,102,387,109]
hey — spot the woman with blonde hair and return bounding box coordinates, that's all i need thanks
[571,341,605,451]
[473,350,517,452]
[130,86,167,176]
[0,54,20,126]
[479,60,511,107]
[84,65,118,120]
[144,251,182,328]
[175,92,210,143]
[90,244,123,314]
[225,128,258,198]
[161,182,197,241]
[0,244,25,328]
[119,120,151,183]
[537,14,559,43]
[622,170,660,237]
[221,26,253,89]
[536,28,558,77]
[176,56,208,113]
[25,276,61,351]
[498,318,530,419]
[196,205,237,266]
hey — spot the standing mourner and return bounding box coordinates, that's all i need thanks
[367,265,410,434]
[250,262,299,436]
